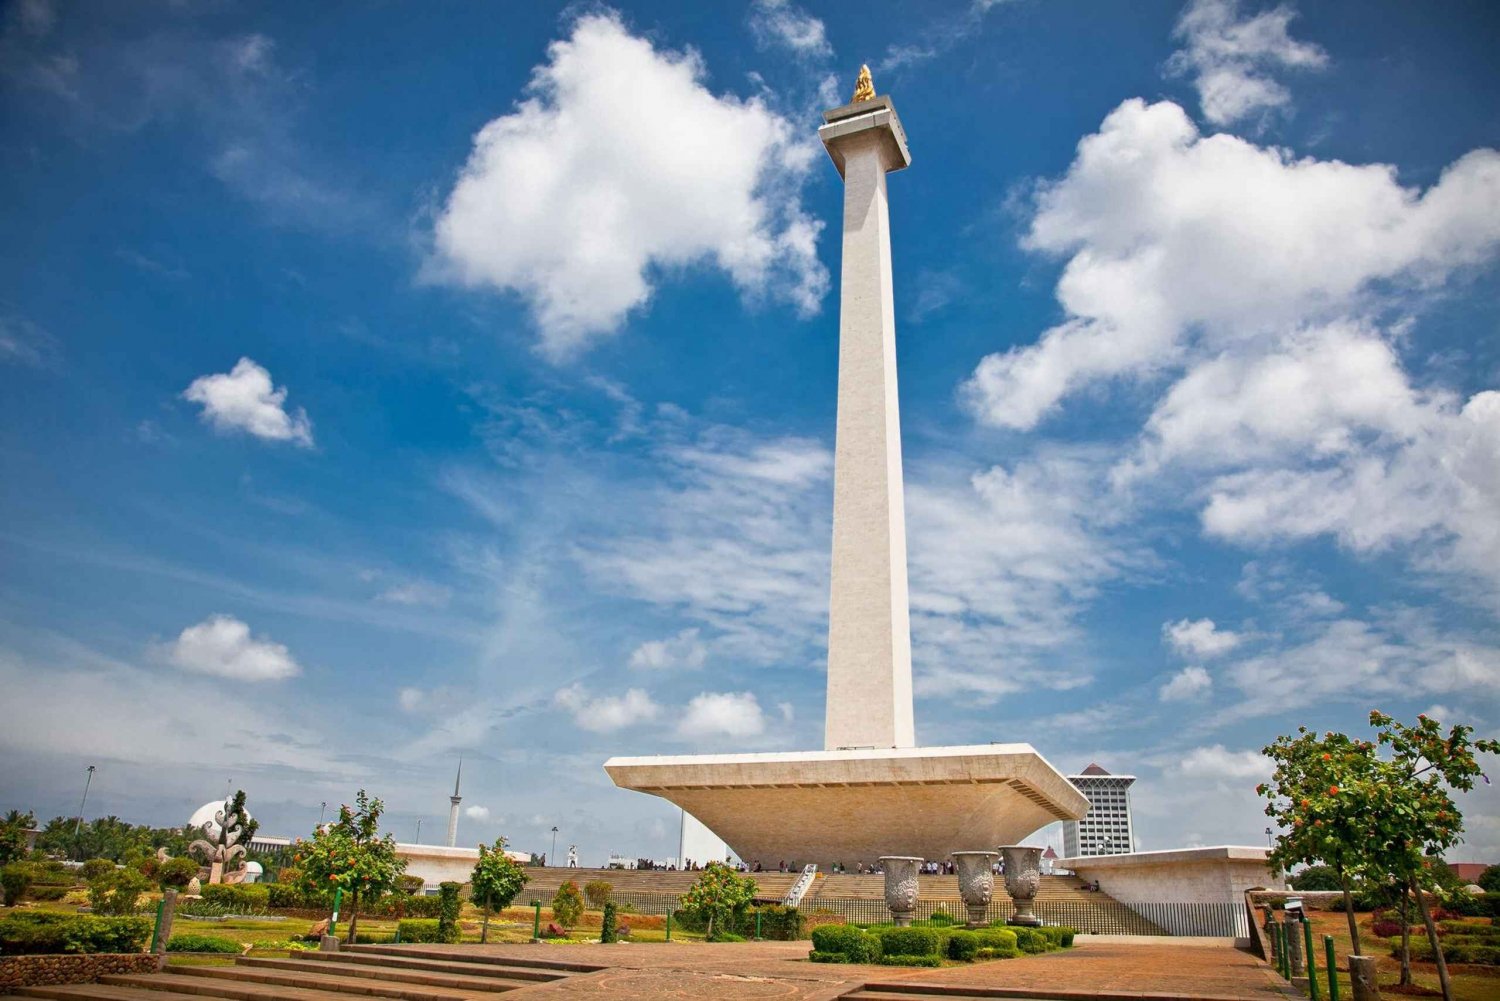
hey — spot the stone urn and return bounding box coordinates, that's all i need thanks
[952,852,999,928]
[1000,845,1043,926]
[878,856,923,927]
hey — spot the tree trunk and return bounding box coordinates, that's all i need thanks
[1339,870,1362,954]
[1398,885,1412,986]
[347,889,360,945]
[1410,875,1451,1001]
[481,893,491,944]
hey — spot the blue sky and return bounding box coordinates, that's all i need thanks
[2,0,1498,866]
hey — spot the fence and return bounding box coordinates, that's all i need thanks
[604,891,1248,938]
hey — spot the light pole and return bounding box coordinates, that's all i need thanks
[72,765,96,857]
[320,802,327,824]
[415,819,422,844]
[1265,826,1273,849]
[550,826,559,867]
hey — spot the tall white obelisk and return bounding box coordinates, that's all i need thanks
[819,66,915,751]
[444,758,462,848]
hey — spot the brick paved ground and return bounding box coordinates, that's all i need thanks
[402,937,1299,1000]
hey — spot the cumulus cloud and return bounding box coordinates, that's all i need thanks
[628,628,707,670]
[748,0,831,58]
[1174,743,1268,780]
[464,805,490,821]
[1166,0,1327,126]
[677,691,766,739]
[1163,619,1241,658]
[429,12,826,359]
[553,683,660,732]
[961,99,1500,431]
[164,614,301,681]
[182,358,314,446]
[1159,665,1213,702]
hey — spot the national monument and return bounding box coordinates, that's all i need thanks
[606,68,1090,866]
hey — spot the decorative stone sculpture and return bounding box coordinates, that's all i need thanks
[188,798,249,884]
[1000,845,1043,926]
[185,876,201,897]
[952,851,999,928]
[879,856,923,927]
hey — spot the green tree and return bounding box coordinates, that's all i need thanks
[680,862,757,941]
[158,856,200,890]
[293,790,406,943]
[470,839,529,944]
[88,868,150,915]
[1258,726,1383,951]
[0,810,36,866]
[1479,864,1500,895]
[1289,864,1342,891]
[1363,711,1498,1001]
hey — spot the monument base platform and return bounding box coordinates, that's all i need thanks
[604,744,1089,869]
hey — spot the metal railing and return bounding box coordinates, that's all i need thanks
[783,864,818,907]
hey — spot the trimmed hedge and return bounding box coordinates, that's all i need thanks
[601,902,618,944]
[877,954,943,967]
[876,926,941,957]
[0,913,151,955]
[165,934,240,954]
[1039,926,1077,948]
[976,927,1019,957]
[397,919,443,943]
[437,883,462,944]
[200,884,269,912]
[948,930,980,961]
[1012,927,1052,954]
[810,924,881,963]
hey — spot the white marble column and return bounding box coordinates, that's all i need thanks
[818,97,915,751]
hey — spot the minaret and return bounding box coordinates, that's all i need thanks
[818,65,915,750]
[445,758,462,848]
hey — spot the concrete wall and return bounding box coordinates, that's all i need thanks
[1059,846,1286,905]
[394,843,478,890]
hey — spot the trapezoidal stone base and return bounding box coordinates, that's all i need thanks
[604,743,1089,870]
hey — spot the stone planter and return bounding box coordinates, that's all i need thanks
[878,856,923,927]
[952,851,999,928]
[1000,845,1043,926]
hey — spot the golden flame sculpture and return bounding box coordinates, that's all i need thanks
[852,64,875,103]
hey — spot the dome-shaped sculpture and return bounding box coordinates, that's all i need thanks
[188,792,253,883]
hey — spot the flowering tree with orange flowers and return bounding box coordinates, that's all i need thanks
[295,790,406,943]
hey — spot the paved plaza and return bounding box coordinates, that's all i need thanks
[404,939,1299,1000]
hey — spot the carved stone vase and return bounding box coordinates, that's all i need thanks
[1000,845,1043,926]
[952,851,999,928]
[878,856,923,927]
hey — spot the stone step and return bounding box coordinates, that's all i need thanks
[238,957,535,993]
[845,993,1056,1001]
[103,971,405,1001]
[15,986,207,1001]
[297,951,572,983]
[343,945,601,974]
[175,962,499,999]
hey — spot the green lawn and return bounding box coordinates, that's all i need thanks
[1302,910,1499,1001]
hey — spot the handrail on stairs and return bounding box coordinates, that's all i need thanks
[782,863,818,907]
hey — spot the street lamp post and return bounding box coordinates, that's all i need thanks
[415,819,422,844]
[550,827,559,867]
[72,765,96,858]
[1265,827,1274,848]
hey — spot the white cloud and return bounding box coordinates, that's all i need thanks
[628,628,707,670]
[182,357,314,446]
[676,691,766,739]
[398,687,424,712]
[429,12,826,359]
[0,314,57,367]
[164,614,301,681]
[1174,744,1267,781]
[961,98,1500,431]
[1159,665,1213,702]
[1163,618,1241,658]
[1166,0,1327,126]
[377,581,452,607]
[464,805,490,821]
[748,0,831,58]
[553,683,660,732]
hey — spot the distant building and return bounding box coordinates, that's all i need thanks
[1450,862,1491,885]
[1062,763,1136,858]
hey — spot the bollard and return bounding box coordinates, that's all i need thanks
[1325,936,1340,1001]
[1278,924,1291,979]
[330,887,343,941]
[531,900,541,941]
[1282,916,1305,977]
[1303,917,1320,1001]
[755,909,763,940]
[666,910,672,942]
[149,899,165,953]
[1348,955,1381,1001]
[151,890,178,970]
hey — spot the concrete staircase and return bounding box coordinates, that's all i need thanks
[14,945,602,1000]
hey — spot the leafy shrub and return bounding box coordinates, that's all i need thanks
[584,879,613,908]
[88,868,149,916]
[0,912,151,954]
[1039,926,1076,948]
[601,902,618,943]
[1,862,34,904]
[80,859,116,882]
[927,909,957,927]
[552,881,584,928]
[811,924,880,963]
[976,927,1019,957]
[397,874,426,895]
[1291,865,1344,891]
[397,919,443,943]
[1371,919,1406,938]
[1012,927,1051,954]
[200,883,270,911]
[947,929,980,961]
[157,857,199,890]
[809,950,851,963]
[877,954,943,967]
[751,905,805,941]
[437,882,462,943]
[1400,937,1500,965]
[876,926,941,957]
[29,885,68,902]
[166,933,240,953]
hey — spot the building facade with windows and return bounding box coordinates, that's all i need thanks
[1062,763,1136,857]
